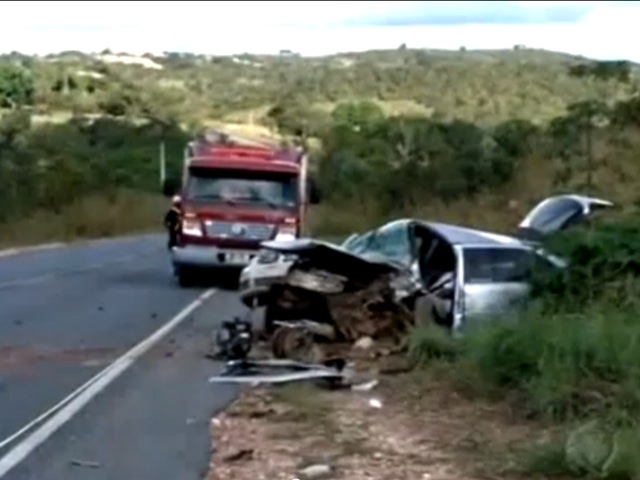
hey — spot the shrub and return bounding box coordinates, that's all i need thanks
[460,307,640,422]
[409,213,640,479]
[531,214,640,309]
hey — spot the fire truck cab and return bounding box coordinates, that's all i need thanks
[162,133,320,287]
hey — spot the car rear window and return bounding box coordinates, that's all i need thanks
[463,247,533,284]
[521,197,582,234]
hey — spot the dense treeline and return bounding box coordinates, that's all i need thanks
[2,85,639,233]
[314,95,640,213]
[0,49,638,240]
[0,112,187,223]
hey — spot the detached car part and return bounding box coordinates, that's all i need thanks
[209,358,347,386]
[213,317,254,361]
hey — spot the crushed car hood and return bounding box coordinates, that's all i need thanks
[260,238,405,282]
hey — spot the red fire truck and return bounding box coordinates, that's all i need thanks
[162,132,320,287]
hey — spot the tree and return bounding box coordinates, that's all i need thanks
[564,61,624,192]
[0,63,35,108]
[492,119,540,159]
[266,94,314,136]
[97,85,141,117]
[569,60,631,83]
[0,108,31,150]
[331,101,385,129]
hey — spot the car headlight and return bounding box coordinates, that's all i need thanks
[257,248,279,264]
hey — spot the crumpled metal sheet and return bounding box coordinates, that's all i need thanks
[268,270,414,353]
[261,238,401,281]
[254,238,420,361]
[208,359,345,385]
[285,268,348,294]
[325,274,414,342]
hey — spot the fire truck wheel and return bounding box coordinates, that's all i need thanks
[176,268,195,288]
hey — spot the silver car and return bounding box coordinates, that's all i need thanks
[341,194,612,332]
[240,194,613,332]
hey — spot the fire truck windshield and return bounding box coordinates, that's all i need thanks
[185,168,298,210]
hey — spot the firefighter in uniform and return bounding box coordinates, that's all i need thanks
[164,195,181,250]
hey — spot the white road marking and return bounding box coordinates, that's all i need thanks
[0,288,217,478]
[0,243,64,258]
[0,363,111,452]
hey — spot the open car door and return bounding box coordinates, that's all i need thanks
[516,194,614,241]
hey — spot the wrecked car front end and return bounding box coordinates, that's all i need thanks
[239,237,420,361]
[234,194,614,364]
[239,248,298,307]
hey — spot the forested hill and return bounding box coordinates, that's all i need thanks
[0,46,638,243]
[1,47,637,127]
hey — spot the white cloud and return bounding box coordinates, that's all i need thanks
[0,1,638,61]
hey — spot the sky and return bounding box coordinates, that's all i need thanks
[0,1,638,61]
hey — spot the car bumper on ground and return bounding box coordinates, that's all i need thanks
[171,245,258,269]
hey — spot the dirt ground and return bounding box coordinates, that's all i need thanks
[206,370,549,480]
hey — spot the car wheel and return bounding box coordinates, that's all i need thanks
[221,269,241,290]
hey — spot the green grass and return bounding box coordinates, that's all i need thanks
[409,304,640,479]
[407,214,640,479]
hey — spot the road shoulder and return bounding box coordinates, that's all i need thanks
[0,244,64,258]
[209,372,541,480]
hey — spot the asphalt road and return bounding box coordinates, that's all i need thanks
[0,234,240,480]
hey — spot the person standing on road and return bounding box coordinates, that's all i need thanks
[164,195,182,250]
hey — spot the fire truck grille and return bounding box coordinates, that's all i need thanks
[204,221,276,240]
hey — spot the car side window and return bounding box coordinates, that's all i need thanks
[463,247,534,284]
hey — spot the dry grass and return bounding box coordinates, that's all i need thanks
[204,120,281,145]
[308,194,529,237]
[220,107,273,126]
[0,191,166,248]
[10,109,282,144]
[313,99,434,117]
[208,372,554,480]
[225,99,451,124]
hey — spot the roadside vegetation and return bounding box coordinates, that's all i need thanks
[0,48,638,245]
[408,214,640,479]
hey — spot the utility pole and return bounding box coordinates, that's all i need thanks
[159,141,166,187]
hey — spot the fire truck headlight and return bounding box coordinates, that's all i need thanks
[182,218,203,237]
[276,225,297,238]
